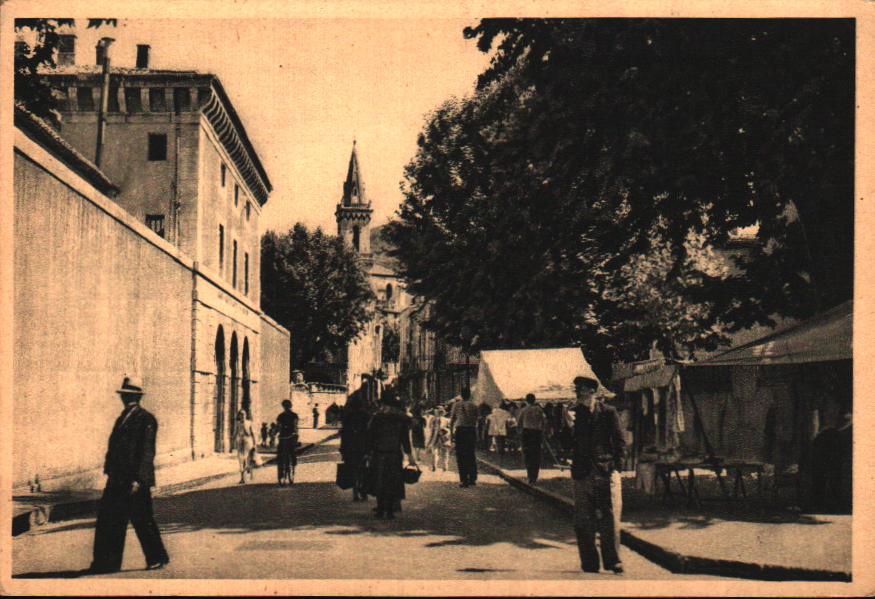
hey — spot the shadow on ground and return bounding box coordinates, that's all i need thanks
[18,476,576,556]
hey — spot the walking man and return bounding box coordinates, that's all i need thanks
[449,387,478,487]
[277,400,299,485]
[90,376,169,574]
[570,375,625,574]
[518,393,547,483]
[312,406,320,429]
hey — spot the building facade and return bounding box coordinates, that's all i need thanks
[13,32,289,491]
[332,143,411,393]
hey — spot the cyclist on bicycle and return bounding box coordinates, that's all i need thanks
[276,399,299,486]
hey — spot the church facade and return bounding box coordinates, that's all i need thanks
[334,143,410,393]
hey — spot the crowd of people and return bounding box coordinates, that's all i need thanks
[85,372,625,576]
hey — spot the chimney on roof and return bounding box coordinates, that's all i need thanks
[136,44,151,69]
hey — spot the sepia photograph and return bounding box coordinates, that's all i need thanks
[1,0,872,595]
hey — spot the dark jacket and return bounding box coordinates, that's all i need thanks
[341,408,370,458]
[103,404,158,487]
[570,402,625,480]
[367,409,412,455]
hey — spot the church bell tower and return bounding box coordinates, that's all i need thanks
[335,140,373,256]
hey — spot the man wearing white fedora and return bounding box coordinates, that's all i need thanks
[89,376,170,574]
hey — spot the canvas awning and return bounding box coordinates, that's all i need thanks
[473,348,612,406]
[619,364,678,392]
[693,300,852,366]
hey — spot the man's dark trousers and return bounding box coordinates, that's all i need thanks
[522,429,543,483]
[454,426,478,485]
[92,478,169,571]
[573,471,620,571]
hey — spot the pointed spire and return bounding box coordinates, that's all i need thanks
[343,141,365,206]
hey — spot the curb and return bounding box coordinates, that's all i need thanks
[12,432,340,537]
[477,456,851,583]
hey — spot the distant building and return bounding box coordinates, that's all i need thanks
[13,30,289,491]
[329,142,411,393]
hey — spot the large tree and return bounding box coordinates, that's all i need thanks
[261,225,375,370]
[387,19,853,367]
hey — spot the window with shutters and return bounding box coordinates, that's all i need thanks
[145,215,165,238]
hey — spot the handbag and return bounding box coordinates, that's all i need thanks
[402,464,422,485]
[336,462,354,489]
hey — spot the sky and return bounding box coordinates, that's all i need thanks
[63,18,493,233]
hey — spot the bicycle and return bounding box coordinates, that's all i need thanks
[277,434,298,486]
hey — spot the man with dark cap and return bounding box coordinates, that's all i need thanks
[570,374,625,574]
[89,376,169,574]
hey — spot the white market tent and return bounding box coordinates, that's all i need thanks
[473,347,613,406]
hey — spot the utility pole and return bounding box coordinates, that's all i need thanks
[94,37,115,168]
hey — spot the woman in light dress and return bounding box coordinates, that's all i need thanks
[234,409,258,483]
[425,407,452,471]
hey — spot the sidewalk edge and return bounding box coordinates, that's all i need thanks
[12,432,340,537]
[476,455,851,583]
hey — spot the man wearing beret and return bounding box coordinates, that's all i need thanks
[89,376,169,574]
[570,375,625,574]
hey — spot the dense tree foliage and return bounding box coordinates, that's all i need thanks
[14,19,117,126]
[262,225,375,369]
[387,19,853,366]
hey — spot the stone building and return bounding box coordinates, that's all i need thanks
[333,142,410,393]
[13,34,289,491]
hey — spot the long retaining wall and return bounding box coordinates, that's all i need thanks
[13,125,289,490]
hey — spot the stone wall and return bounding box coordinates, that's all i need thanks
[13,124,290,490]
[14,142,194,488]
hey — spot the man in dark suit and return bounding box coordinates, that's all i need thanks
[570,375,625,575]
[89,376,169,574]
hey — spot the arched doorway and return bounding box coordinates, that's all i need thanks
[214,326,226,453]
[229,333,239,449]
[242,338,251,418]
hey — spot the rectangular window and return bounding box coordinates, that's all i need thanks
[77,87,94,111]
[108,85,120,112]
[221,164,226,187]
[58,35,75,66]
[218,225,224,269]
[234,184,239,207]
[136,44,150,69]
[173,87,190,113]
[145,214,165,238]
[147,133,167,161]
[148,88,166,112]
[244,252,249,295]
[245,201,251,221]
[232,240,238,288]
[124,87,142,112]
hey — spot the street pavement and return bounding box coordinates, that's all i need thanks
[14,438,698,580]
